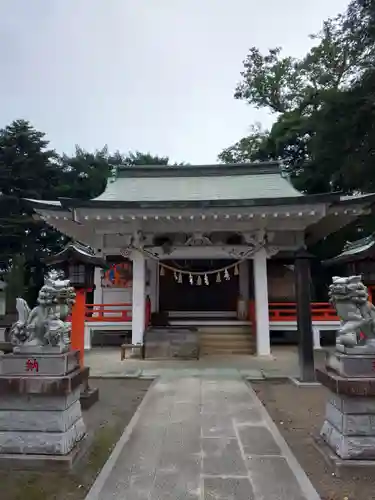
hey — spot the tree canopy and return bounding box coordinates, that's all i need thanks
[218,0,375,272]
[219,0,375,196]
[2,0,375,304]
[0,119,174,305]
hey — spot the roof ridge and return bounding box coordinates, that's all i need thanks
[116,161,280,168]
[114,162,282,179]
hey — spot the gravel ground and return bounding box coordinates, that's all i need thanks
[253,380,375,500]
[1,378,151,500]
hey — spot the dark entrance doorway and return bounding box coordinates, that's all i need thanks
[159,259,239,312]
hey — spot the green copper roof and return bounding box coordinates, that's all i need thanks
[44,242,107,267]
[324,233,375,265]
[95,162,302,203]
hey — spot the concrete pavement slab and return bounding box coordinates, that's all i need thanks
[203,477,255,500]
[202,437,248,476]
[237,425,282,456]
[247,456,307,500]
[84,372,321,500]
[201,414,237,438]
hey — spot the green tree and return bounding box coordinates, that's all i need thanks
[219,0,375,268]
[218,123,270,163]
[123,151,170,166]
[58,148,175,200]
[307,69,375,194]
[0,120,64,264]
[0,120,69,304]
[220,0,375,195]
[58,146,117,200]
[4,254,26,314]
[0,119,180,305]
[0,119,61,199]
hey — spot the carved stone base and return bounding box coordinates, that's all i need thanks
[336,341,375,355]
[0,351,86,468]
[326,351,375,378]
[13,344,70,355]
[79,366,99,410]
[80,387,99,410]
[0,418,86,455]
[0,388,81,411]
[1,351,79,376]
[320,420,375,460]
[0,441,87,472]
[317,368,375,461]
[313,434,375,477]
[0,400,83,432]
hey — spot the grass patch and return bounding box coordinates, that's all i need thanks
[1,379,151,500]
[85,424,122,474]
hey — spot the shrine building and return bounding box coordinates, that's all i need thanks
[26,162,375,356]
[324,233,375,301]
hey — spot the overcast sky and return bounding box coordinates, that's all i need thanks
[0,0,349,164]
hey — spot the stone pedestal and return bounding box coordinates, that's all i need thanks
[79,367,99,410]
[0,348,86,469]
[145,328,199,359]
[317,351,375,460]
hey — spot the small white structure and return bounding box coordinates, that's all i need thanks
[26,162,375,356]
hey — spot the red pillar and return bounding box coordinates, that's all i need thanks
[368,285,373,304]
[71,288,86,367]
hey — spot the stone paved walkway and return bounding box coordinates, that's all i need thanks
[86,346,327,379]
[85,372,320,500]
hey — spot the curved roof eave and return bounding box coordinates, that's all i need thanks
[337,193,375,206]
[23,198,66,211]
[44,242,107,267]
[58,192,343,210]
[24,191,375,213]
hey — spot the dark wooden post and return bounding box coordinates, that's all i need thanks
[295,248,315,382]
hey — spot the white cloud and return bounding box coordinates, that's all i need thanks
[0,0,349,163]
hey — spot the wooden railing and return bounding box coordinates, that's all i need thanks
[268,302,338,322]
[85,303,132,322]
[73,300,338,324]
[84,298,151,327]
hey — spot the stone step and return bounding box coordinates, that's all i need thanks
[200,347,254,355]
[144,328,199,359]
[198,326,252,335]
[200,344,255,353]
[200,332,253,340]
[199,330,255,355]
[200,338,253,348]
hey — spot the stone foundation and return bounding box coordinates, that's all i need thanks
[145,328,199,359]
[1,350,80,376]
[317,355,375,460]
[0,349,86,466]
[326,350,375,378]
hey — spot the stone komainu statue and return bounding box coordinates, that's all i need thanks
[9,270,76,348]
[329,275,375,349]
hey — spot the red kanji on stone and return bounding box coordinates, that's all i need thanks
[25,358,39,373]
[372,360,375,372]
